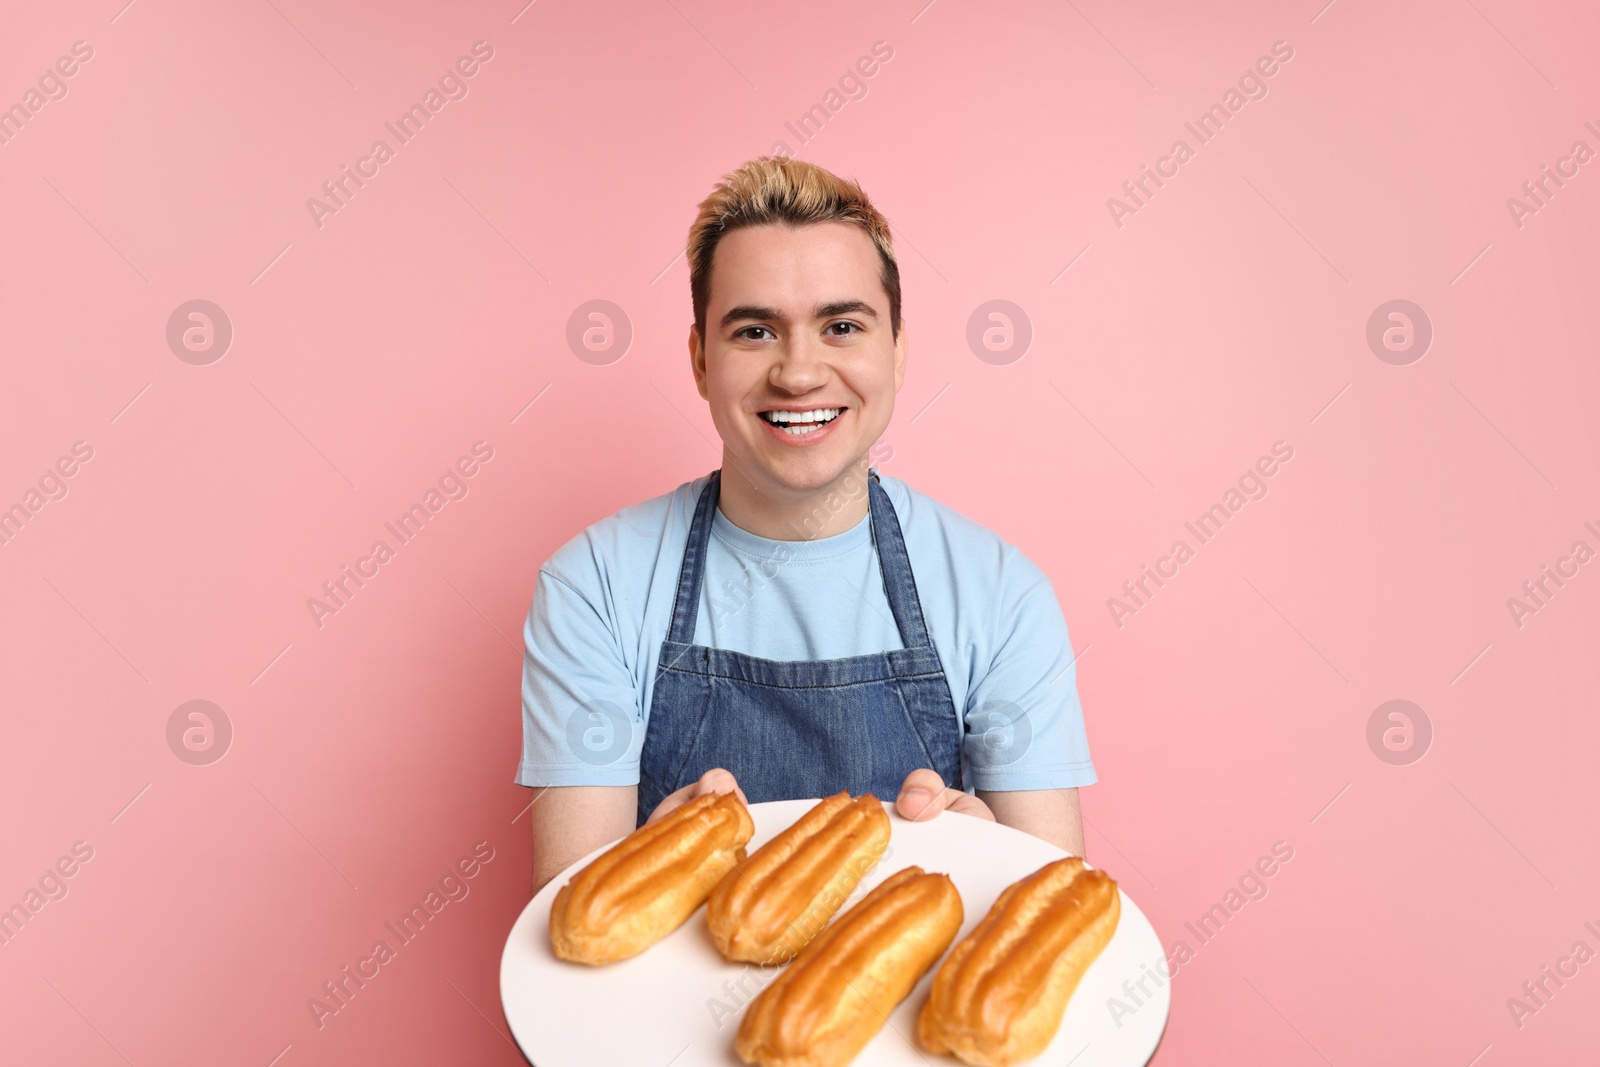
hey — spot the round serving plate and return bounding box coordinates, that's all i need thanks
[501,798,1169,1066]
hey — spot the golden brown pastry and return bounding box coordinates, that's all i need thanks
[737,866,963,1067]
[917,857,1120,1066]
[548,791,754,965]
[707,791,891,964]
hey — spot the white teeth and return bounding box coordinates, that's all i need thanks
[762,407,841,425]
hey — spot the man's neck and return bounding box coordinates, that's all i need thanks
[716,453,873,542]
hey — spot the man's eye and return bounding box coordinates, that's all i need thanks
[737,326,773,341]
[827,321,861,336]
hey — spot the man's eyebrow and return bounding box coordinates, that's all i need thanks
[719,305,779,329]
[816,300,878,320]
[719,300,880,330]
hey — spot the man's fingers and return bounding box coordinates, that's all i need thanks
[697,768,747,804]
[896,768,951,821]
[648,769,748,825]
[894,769,996,822]
[945,791,997,822]
[645,786,692,824]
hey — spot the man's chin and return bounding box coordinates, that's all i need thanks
[733,446,865,497]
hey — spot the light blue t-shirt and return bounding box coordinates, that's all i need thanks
[516,473,1096,794]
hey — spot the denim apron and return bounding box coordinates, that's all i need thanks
[635,468,964,827]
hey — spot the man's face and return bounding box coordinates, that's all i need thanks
[690,221,906,499]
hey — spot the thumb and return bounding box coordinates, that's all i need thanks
[695,768,749,806]
[895,768,951,821]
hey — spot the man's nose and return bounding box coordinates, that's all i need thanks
[769,337,829,393]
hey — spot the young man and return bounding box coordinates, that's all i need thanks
[520,157,1095,893]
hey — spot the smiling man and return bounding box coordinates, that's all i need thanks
[520,157,1096,893]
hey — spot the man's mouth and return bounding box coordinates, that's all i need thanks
[758,407,844,436]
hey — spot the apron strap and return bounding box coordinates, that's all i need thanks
[665,470,721,644]
[665,468,936,651]
[866,470,936,651]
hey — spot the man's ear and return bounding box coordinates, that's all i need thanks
[892,319,908,392]
[689,324,710,400]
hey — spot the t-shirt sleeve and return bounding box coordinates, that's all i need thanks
[963,572,1097,792]
[516,567,644,788]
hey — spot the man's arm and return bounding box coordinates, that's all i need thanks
[519,559,652,895]
[957,561,1095,858]
[530,784,637,896]
[979,786,1085,858]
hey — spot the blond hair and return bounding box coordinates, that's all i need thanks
[687,156,900,340]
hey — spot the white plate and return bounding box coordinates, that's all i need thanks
[501,799,1170,1066]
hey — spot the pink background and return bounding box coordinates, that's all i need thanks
[3,0,1597,1063]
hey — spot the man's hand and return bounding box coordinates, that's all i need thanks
[645,767,748,825]
[894,771,1086,858]
[893,768,995,823]
[529,770,748,896]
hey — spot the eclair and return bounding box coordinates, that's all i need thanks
[737,866,963,1067]
[917,857,1120,1066]
[548,791,754,965]
[707,791,890,964]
